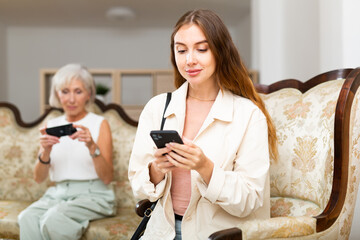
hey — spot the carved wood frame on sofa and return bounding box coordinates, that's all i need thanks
[134,68,360,240]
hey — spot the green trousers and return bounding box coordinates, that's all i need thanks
[18,179,116,240]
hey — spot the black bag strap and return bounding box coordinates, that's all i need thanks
[130,92,172,240]
[160,92,172,130]
[130,201,157,240]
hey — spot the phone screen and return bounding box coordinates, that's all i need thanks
[150,130,183,148]
[46,124,77,137]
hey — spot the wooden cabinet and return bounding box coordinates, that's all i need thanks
[40,69,175,121]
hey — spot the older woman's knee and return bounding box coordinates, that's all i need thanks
[18,207,39,225]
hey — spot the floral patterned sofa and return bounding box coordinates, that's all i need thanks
[0,100,141,239]
[208,68,360,239]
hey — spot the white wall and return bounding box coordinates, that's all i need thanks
[282,1,319,79]
[251,0,285,84]
[319,0,360,72]
[252,0,320,84]
[234,13,252,68]
[342,0,360,68]
[319,0,343,73]
[0,22,6,101]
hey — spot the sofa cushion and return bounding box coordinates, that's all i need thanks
[240,216,316,239]
[260,79,345,210]
[0,200,29,239]
[81,207,140,240]
[270,197,321,218]
[0,200,140,240]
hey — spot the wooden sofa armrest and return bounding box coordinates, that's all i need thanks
[208,228,242,240]
[314,67,360,231]
[135,199,154,217]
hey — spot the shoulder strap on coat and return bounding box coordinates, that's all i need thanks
[160,92,172,130]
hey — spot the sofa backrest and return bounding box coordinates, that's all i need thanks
[0,102,138,209]
[260,79,345,211]
[0,106,61,201]
[92,105,138,209]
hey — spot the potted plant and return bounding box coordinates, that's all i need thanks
[96,83,110,102]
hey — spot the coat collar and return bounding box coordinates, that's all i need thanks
[164,82,234,123]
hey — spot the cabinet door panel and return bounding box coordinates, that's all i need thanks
[121,74,153,105]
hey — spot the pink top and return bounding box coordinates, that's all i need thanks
[171,167,191,216]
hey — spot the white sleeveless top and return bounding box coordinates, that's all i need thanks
[47,112,104,182]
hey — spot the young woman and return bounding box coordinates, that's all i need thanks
[129,9,277,240]
[18,64,115,240]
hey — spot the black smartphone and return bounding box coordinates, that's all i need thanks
[150,130,183,148]
[45,124,77,137]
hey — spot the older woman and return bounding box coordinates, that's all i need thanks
[18,63,115,240]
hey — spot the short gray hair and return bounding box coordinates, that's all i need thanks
[49,63,96,109]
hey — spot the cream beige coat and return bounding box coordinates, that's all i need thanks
[128,82,270,240]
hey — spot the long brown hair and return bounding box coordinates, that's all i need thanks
[170,9,278,161]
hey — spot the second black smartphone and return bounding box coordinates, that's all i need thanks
[150,130,183,148]
[46,124,77,137]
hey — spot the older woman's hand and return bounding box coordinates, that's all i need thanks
[39,126,60,153]
[70,124,95,150]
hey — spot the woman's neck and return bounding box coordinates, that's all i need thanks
[65,111,88,122]
[187,83,219,101]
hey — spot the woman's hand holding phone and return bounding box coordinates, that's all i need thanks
[150,130,211,173]
[152,147,176,173]
[149,130,213,184]
[39,126,60,153]
[149,147,175,185]
[149,130,181,184]
[70,124,95,150]
[150,130,183,174]
[165,138,214,185]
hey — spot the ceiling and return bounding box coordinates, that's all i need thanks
[0,0,251,28]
